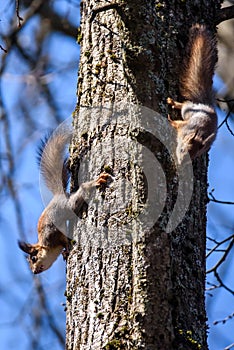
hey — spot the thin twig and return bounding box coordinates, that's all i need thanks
[15,0,24,27]
[213,312,234,325]
[208,190,234,205]
[214,270,234,295]
[0,44,7,53]
[206,234,234,258]
[206,236,234,273]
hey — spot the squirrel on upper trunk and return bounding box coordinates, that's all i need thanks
[167,24,218,164]
[18,127,109,274]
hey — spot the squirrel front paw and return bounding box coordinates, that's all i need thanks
[167,97,175,106]
[95,172,110,187]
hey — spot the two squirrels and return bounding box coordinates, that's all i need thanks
[18,24,217,273]
[167,24,218,164]
[18,127,109,274]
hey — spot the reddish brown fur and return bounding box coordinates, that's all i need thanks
[37,210,46,238]
[19,166,110,273]
[180,24,217,104]
[167,25,218,163]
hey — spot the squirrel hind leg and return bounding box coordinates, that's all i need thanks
[168,115,187,130]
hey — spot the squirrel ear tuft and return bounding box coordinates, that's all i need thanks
[18,241,33,254]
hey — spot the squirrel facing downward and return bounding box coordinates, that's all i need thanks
[167,24,218,164]
[18,127,109,274]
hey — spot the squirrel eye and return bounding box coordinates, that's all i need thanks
[31,256,37,263]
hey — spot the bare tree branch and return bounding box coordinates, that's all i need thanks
[15,0,24,27]
[206,236,234,273]
[206,234,234,258]
[35,278,65,346]
[214,270,234,295]
[209,190,234,204]
[213,311,234,325]
[22,0,77,37]
[0,93,27,240]
[0,45,7,53]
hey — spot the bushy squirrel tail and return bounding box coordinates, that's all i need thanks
[180,24,217,105]
[38,126,72,195]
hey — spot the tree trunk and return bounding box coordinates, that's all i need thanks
[66,1,222,349]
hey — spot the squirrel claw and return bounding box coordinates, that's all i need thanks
[96,172,110,186]
[167,97,183,110]
[167,97,174,107]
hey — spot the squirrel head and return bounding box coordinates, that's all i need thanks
[18,241,62,274]
[176,131,200,164]
[176,129,216,164]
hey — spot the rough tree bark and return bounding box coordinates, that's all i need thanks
[66,1,222,349]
